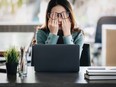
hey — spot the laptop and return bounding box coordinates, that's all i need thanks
[32,44,80,72]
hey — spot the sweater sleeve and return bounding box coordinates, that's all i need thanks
[63,35,74,44]
[45,33,59,44]
[36,30,59,44]
[74,31,84,57]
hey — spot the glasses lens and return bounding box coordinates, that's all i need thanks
[61,11,69,19]
[48,13,57,20]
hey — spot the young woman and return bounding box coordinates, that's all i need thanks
[36,0,84,54]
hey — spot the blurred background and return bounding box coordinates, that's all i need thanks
[0,0,116,66]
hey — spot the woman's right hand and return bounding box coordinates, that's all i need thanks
[48,13,58,35]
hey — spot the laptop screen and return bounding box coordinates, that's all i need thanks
[31,44,80,72]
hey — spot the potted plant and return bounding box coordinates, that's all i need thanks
[4,47,19,75]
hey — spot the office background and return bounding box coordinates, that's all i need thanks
[0,0,116,66]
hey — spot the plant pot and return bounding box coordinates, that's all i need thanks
[6,63,18,75]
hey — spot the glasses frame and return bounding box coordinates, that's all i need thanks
[47,11,70,20]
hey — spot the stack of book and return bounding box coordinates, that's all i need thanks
[84,67,116,80]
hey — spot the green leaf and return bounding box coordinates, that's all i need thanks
[4,46,19,63]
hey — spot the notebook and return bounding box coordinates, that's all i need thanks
[84,67,116,80]
[32,44,80,72]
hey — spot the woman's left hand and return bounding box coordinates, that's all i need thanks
[61,12,71,36]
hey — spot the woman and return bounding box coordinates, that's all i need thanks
[36,0,84,54]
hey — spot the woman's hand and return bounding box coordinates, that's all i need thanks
[61,12,71,36]
[48,13,58,35]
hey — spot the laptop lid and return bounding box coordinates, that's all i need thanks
[32,44,80,72]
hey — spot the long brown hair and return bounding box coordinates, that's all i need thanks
[41,0,81,33]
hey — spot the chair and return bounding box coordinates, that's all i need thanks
[95,16,116,43]
[80,44,91,66]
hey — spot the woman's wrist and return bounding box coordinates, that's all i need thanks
[50,29,58,35]
[50,31,58,35]
[63,31,71,36]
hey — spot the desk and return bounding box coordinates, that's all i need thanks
[0,32,34,57]
[0,67,116,87]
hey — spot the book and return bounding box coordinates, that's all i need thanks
[86,79,116,83]
[86,67,116,73]
[84,73,116,80]
[86,72,116,76]
[84,67,116,80]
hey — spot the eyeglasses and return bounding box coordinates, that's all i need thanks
[47,11,70,20]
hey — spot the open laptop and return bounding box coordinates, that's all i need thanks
[32,44,80,72]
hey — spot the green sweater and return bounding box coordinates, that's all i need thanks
[36,29,84,56]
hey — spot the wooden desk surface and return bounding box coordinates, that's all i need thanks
[0,32,34,56]
[0,67,116,87]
